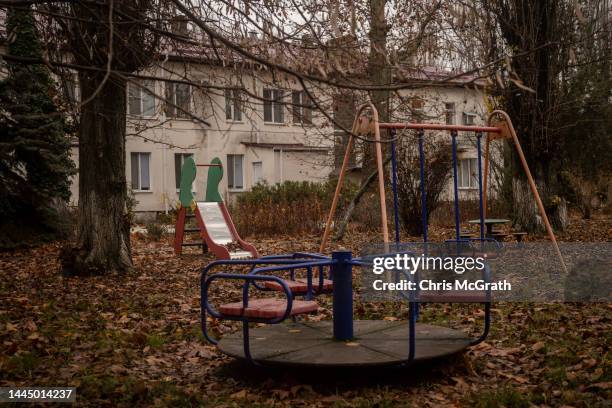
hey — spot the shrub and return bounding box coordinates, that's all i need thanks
[145,221,166,241]
[231,180,359,236]
[396,136,452,236]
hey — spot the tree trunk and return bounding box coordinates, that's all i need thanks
[335,156,391,240]
[512,157,568,232]
[364,0,390,176]
[62,73,132,275]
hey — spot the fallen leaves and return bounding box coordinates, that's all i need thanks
[0,213,610,407]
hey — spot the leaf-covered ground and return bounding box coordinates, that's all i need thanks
[0,213,610,407]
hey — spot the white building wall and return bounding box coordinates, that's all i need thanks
[63,61,494,213]
[95,62,335,213]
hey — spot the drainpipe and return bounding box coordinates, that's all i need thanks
[279,148,283,183]
[161,53,170,214]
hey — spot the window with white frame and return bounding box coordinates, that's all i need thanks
[165,82,191,118]
[225,88,243,121]
[263,88,284,123]
[445,102,455,125]
[174,153,194,189]
[130,152,151,191]
[457,158,478,189]
[292,91,313,125]
[462,112,477,126]
[128,80,156,117]
[252,161,263,185]
[227,154,244,189]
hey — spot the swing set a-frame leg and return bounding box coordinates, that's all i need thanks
[488,110,567,273]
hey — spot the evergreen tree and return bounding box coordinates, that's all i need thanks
[0,7,75,247]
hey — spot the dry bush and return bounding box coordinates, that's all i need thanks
[396,137,452,236]
[231,181,360,237]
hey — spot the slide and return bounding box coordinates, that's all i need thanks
[174,157,258,259]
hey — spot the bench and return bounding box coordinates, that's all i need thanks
[460,230,475,239]
[511,232,528,242]
[489,230,509,241]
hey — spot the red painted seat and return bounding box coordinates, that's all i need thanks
[418,292,488,303]
[263,278,333,294]
[218,298,319,319]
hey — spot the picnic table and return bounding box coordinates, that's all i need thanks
[468,218,511,236]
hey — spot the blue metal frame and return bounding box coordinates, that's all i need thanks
[332,251,353,340]
[201,249,491,366]
[199,127,501,366]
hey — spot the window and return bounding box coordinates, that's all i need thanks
[445,102,455,125]
[252,161,263,185]
[225,88,243,121]
[174,153,194,189]
[227,154,244,189]
[131,152,151,191]
[292,91,313,125]
[128,80,156,117]
[64,74,78,104]
[411,97,424,122]
[457,158,478,189]
[462,112,477,126]
[263,88,284,123]
[165,82,191,118]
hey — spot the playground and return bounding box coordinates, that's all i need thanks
[1,109,610,407]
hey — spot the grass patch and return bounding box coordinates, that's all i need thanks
[4,351,40,377]
[465,387,531,408]
[146,334,166,349]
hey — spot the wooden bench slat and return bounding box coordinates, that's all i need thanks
[263,278,333,293]
[218,299,319,319]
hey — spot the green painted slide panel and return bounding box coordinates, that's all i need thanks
[178,156,196,208]
[205,157,223,203]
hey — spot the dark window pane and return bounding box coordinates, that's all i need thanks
[263,89,272,122]
[274,90,284,123]
[128,83,141,115]
[165,82,175,117]
[176,84,190,118]
[470,159,478,188]
[292,91,301,123]
[175,154,182,189]
[234,155,243,188]
[225,89,232,120]
[303,93,312,125]
[131,153,139,189]
[233,89,242,121]
[140,153,150,190]
[142,80,155,116]
[227,155,234,188]
[65,75,77,103]
[445,102,455,125]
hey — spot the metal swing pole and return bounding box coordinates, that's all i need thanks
[418,129,428,243]
[476,132,485,240]
[391,129,400,244]
[487,110,568,273]
[450,130,461,241]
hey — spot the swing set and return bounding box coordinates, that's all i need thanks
[198,105,566,367]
